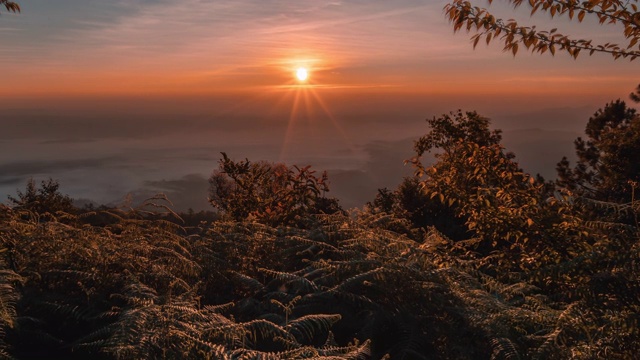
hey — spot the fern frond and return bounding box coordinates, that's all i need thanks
[531,329,562,360]
[204,302,235,314]
[0,263,21,358]
[119,281,159,306]
[286,314,341,344]
[329,267,386,293]
[260,268,319,294]
[231,272,265,294]
[324,339,371,360]
[490,337,521,360]
[242,318,295,343]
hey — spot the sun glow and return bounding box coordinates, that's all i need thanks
[267,57,355,161]
[296,67,308,81]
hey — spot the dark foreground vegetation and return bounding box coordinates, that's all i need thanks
[1,95,640,359]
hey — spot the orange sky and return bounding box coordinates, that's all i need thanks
[2,1,637,101]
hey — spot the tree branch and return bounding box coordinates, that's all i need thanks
[446,0,640,60]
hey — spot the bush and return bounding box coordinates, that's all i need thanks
[208,153,343,226]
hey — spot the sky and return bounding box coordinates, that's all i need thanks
[1,0,638,210]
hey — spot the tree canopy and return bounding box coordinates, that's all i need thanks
[557,99,640,203]
[445,0,640,60]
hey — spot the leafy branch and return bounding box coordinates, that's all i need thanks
[445,0,640,60]
[1,0,20,13]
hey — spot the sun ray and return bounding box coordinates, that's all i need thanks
[267,85,296,118]
[279,86,303,161]
[276,60,359,164]
[303,89,313,126]
[308,88,358,155]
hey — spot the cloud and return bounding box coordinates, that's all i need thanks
[0,156,123,177]
[326,137,417,209]
[0,107,286,142]
[501,128,579,179]
[326,169,378,210]
[3,0,465,95]
[0,156,123,205]
[0,177,24,187]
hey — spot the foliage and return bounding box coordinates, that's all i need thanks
[367,178,468,240]
[2,100,640,358]
[7,178,75,219]
[1,0,19,13]
[557,100,640,203]
[363,111,505,241]
[178,209,220,228]
[408,110,601,285]
[444,0,640,60]
[208,153,342,227]
[0,256,21,359]
[631,83,640,102]
[1,193,638,358]
[413,110,503,158]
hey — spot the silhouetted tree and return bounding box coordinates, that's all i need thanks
[8,178,74,216]
[631,83,640,102]
[369,187,396,214]
[413,110,503,159]
[368,177,468,240]
[208,153,341,226]
[556,99,640,203]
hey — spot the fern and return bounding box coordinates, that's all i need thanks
[489,337,520,360]
[0,264,21,358]
[286,314,342,344]
[260,268,320,294]
[0,269,20,329]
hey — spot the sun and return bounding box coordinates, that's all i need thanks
[296,67,308,81]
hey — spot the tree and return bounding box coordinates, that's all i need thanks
[411,111,580,269]
[208,153,341,226]
[1,0,20,13]
[367,177,470,240]
[413,110,503,159]
[445,0,640,60]
[631,83,640,102]
[557,99,640,203]
[8,178,75,216]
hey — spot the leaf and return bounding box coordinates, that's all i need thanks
[473,34,481,49]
